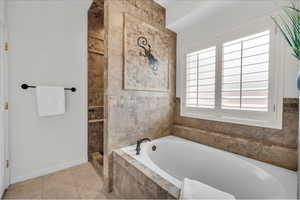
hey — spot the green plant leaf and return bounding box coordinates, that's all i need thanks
[272,0,300,61]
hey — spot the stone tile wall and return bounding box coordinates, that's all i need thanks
[104,0,176,191]
[88,122,104,159]
[113,150,179,199]
[88,0,105,164]
[172,98,298,170]
[88,52,104,106]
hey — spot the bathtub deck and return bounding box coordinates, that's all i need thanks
[113,149,180,199]
[116,136,297,199]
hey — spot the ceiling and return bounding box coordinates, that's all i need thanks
[154,0,288,32]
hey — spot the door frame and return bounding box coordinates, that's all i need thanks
[0,17,9,194]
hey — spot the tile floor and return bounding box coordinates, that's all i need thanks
[2,163,117,199]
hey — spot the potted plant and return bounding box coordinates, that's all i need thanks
[272,0,300,89]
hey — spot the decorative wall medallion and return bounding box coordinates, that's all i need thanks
[137,36,159,74]
[124,14,169,92]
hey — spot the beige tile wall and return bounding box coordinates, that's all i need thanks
[172,98,298,170]
[88,1,105,162]
[113,150,178,199]
[104,0,176,191]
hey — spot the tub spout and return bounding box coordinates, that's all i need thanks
[136,138,151,155]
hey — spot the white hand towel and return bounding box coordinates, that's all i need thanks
[36,86,65,117]
[180,178,235,200]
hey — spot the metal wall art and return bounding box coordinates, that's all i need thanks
[137,36,159,74]
[124,14,169,92]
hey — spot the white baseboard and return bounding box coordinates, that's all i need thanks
[11,158,87,184]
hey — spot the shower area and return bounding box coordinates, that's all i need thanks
[88,0,105,174]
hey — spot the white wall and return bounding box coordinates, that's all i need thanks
[174,1,299,98]
[7,0,92,183]
[0,0,4,22]
[0,0,6,196]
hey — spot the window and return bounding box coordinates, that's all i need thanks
[222,31,270,112]
[186,47,216,108]
[181,23,283,129]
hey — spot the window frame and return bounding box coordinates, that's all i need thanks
[180,18,284,129]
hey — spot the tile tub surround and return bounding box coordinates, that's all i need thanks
[173,98,298,170]
[103,0,177,191]
[113,150,179,199]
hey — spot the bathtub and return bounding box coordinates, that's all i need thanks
[121,136,297,199]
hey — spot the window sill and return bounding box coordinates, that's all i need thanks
[181,109,282,130]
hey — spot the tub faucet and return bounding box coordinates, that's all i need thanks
[136,138,151,155]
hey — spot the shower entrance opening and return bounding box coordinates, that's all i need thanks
[87,0,105,175]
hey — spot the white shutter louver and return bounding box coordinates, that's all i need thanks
[222,31,270,112]
[186,47,216,108]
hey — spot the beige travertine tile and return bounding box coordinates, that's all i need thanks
[172,97,298,170]
[3,162,112,200]
[3,177,43,199]
[71,164,104,199]
[71,163,102,181]
[172,125,298,170]
[42,168,79,199]
[173,98,298,149]
[88,0,105,174]
[113,150,179,199]
[104,0,176,191]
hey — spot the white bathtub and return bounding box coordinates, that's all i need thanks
[121,136,297,199]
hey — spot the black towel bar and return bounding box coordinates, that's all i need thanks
[21,84,76,92]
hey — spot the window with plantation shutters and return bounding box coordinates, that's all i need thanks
[186,47,216,108]
[182,20,284,129]
[222,31,270,112]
